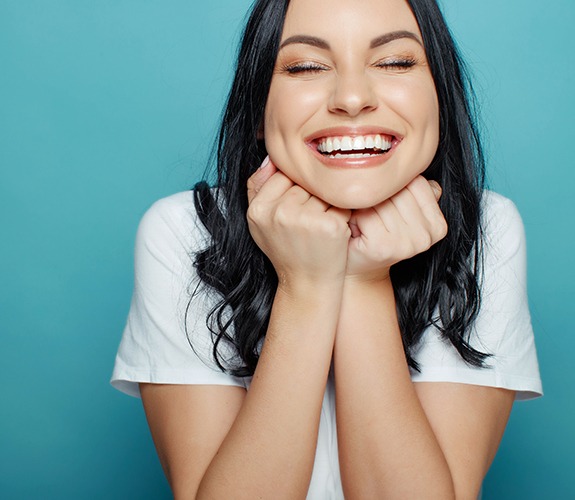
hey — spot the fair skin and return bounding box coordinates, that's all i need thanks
[140,0,515,498]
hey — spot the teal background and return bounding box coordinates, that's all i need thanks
[1,0,572,498]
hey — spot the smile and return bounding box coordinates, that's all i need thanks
[316,134,393,158]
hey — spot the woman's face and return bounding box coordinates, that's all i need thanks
[264,0,439,209]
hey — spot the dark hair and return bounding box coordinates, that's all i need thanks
[190,0,489,376]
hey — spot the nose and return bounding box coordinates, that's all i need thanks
[328,70,378,117]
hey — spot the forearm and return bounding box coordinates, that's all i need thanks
[197,281,342,500]
[334,278,455,499]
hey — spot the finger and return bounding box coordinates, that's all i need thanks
[247,159,296,204]
[370,198,403,233]
[405,176,443,218]
[352,207,392,240]
[327,205,352,222]
[389,183,426,228]
[283,184,313,205]
[247,156,277,204]
[303,193,331,212]
[326,205,353,234]
[405,176,448,240]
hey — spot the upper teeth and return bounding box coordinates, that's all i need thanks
[317,134,392,154]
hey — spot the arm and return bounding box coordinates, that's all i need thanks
[141,159,351,499]
[142,283,341,499]
[140,383,245,497]
[334,177,515,499]
[335,279,514,499]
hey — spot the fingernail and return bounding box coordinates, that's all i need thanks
[258,155,270,170]
[430,180,441,197]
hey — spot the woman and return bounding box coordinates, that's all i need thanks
[112,0,542,498]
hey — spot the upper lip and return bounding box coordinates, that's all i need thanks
[305,126,402,145]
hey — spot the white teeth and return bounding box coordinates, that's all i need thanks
[316,134,393,154]
[334,152,380,159]
[325,137,333,153]
[340,136,353,151]
[352,137,365,150]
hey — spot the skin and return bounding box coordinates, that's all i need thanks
[264,0,439,209]
[140,0,515,498]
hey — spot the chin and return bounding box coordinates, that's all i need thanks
[317,188,390,210]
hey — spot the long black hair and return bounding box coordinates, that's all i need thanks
[190,0,489,376]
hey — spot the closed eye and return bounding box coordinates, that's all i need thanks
[281,61,329,75]
[375,57,417,70]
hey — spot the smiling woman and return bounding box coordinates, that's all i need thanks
[111,0,542,498]
[265,3,439,208]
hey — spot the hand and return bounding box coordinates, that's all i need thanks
[346,176,447,282]
[247,157,352,290]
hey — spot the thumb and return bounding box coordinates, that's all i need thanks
[247,156,277,203]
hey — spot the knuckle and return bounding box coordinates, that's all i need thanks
[389,237,413,258]
[273,205,291,227]
[402,239,417,256]
[431,217,448,240]
[322,215,345,236]
[246,201,266,224]
[375,246,392,262]
[416,232,433,251]
[369,236,393,262]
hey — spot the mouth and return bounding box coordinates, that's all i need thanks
[314,134,393,158]
[305,127,401,167]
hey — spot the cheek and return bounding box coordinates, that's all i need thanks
[263,82,327,182]
[391,82,439,169]
[264,81,326,138]
[384,78,439,130]
[420,88,440,160]
[263,98,289,166]
[421,85,440,139]
[411,88,439,172]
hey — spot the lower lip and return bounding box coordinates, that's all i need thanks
[307,140,399,168]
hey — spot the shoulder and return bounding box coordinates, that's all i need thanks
[134,190,217,266]
[481,190,524,237]
[138,191,197,236]
[479,190,527,273]
[412,190,542,399]
[111,189,245,397]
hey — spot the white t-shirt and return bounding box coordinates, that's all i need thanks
[111,189,542,499]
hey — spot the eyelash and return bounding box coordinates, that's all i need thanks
[282,57,418,75]
[375,57,417,70]
[282,62,328,74]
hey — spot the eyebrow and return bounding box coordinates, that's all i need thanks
[280,35,330,50]
[370,30,423,49]
[279,30,423,51]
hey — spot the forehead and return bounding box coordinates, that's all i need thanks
[281,0,421,42]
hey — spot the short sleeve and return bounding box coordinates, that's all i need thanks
[111,191,246,398]
[411,191,543,400]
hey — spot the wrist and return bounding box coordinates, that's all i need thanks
[276,273,345,300]
[336,273,398,343]
[344,268,391,286]
[342,272,394,297]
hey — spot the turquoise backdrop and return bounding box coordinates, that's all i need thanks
[1,1,573,498]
